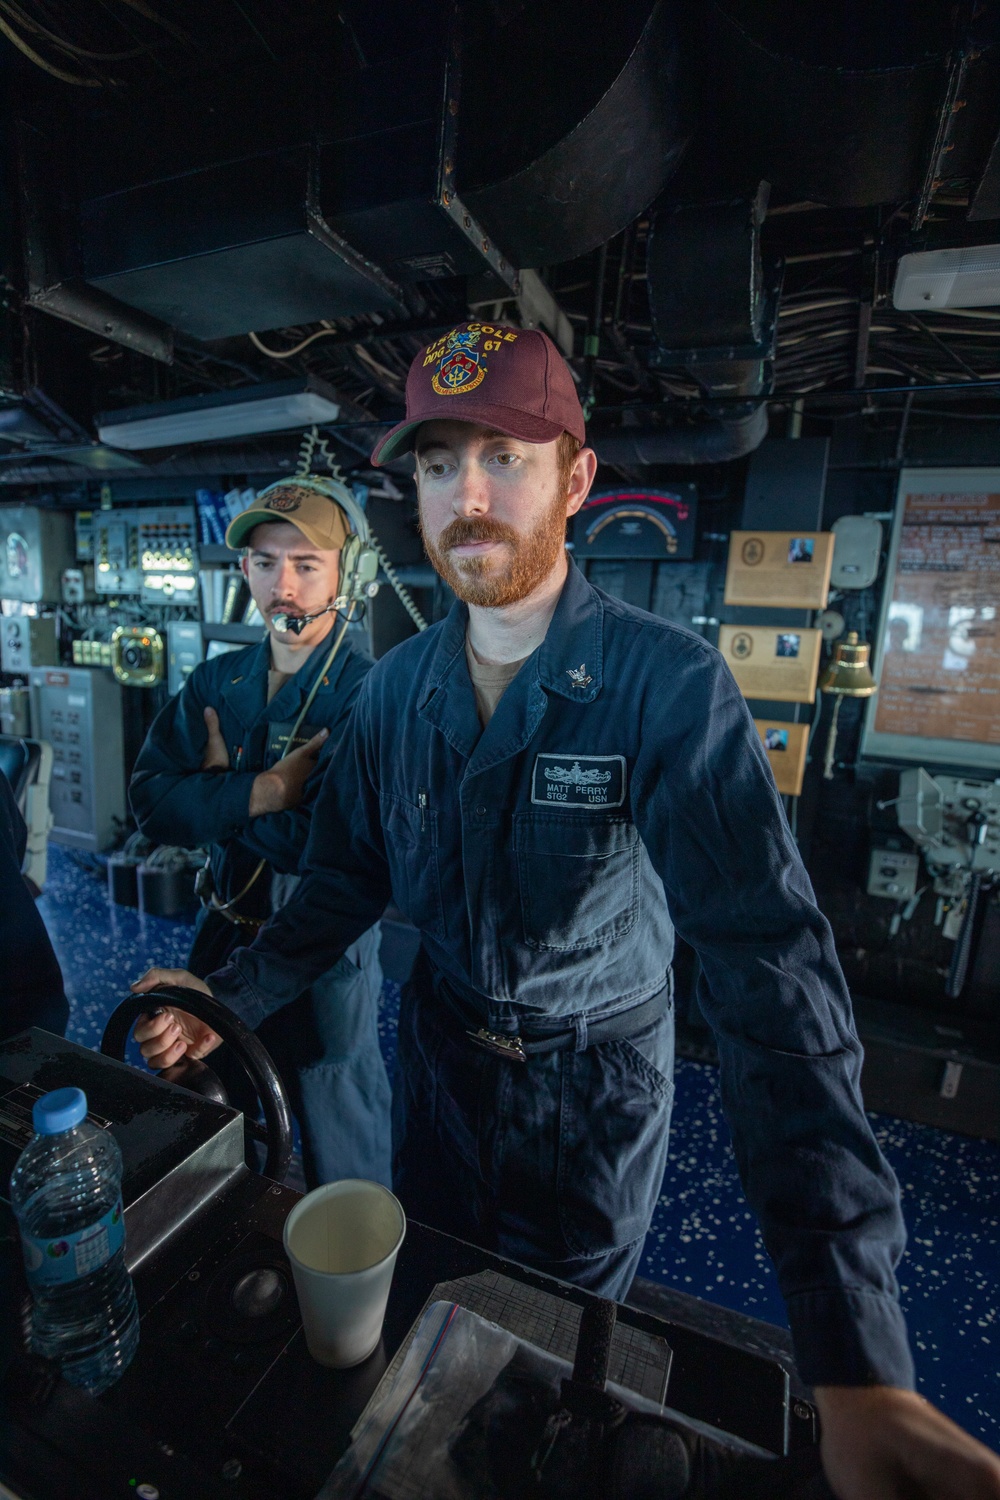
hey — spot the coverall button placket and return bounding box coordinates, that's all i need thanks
[461,658,553,1001]
[460,777,503,999]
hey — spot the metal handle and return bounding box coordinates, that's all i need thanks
[945,872,984,1001]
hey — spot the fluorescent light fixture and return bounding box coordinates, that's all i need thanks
[96,376,340,450]
[893,244,1000,310]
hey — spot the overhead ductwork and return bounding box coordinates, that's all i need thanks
[21,7,512,344]
[76,158,410,344]
[17,1,687,348]
[0,405,772,483]
[0,444,306,485]
[650,186,769,352]
[0,388,89,449]
[458,0,686,268]
[590,404,769,466]
[696,1,975,208]
[601,184,775,468]
[643,184,779,443]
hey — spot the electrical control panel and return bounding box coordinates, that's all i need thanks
[897,769,1000,878]
[90,506,199,601]
[0,506,75,602]
[167,620,204,695]
[867,848,921,900]
[139,508,199,600]
[91,509,141,594]
[0,684,31,736]
[61,566,96,604]
[29,667,126,851]
[74,509,94,561]
[0,615,59,673]
[72,639,114,668]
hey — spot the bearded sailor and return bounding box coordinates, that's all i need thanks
[130,321,1000,1500]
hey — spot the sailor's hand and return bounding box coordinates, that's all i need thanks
[201,706,230,770]
[249,728,328,815]
[815,1385,1000,1499]
[130,969,222,1069]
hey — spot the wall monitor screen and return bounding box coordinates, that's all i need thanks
[862,469,1000,772]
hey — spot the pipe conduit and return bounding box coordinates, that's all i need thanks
[589,404,769,465]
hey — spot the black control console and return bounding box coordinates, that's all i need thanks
[0,1030,818,1499]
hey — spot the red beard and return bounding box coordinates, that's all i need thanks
[421,495,568,607]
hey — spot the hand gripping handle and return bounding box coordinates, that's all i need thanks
[100,987,293,1183]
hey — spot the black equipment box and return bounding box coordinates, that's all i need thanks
[0,1031,244,1273]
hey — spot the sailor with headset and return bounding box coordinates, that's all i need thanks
[129,469,392,1188]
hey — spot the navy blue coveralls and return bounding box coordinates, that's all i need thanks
[208,563,913,1390]
[129,631,391,1189]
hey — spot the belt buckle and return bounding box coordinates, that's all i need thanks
[466,1027,527,1063]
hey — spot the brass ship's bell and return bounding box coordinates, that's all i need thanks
[818,631,877,698]
[819,632,877,779]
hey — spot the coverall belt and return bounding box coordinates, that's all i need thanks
[209,900,265,930]
[436,974,674,1062]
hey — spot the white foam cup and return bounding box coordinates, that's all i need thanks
[282,1179,406,1369]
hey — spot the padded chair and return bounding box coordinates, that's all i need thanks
[0,734,54,892]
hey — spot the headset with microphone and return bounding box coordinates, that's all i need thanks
[203,457,427,925]
[270,605,333,636]
[203,473,380,923]
[250,472,381,634]
[203,440,433,921]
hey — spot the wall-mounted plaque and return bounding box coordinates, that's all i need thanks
[754,719,809,796]
[724,530,834,609]
[720,624,822,703]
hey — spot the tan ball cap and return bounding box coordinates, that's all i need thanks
[225,483,350,551]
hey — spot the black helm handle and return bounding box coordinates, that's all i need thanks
[100,988,294,1184]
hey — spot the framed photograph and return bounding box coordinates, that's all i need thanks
[764,727,789,751]
[776,633,801,659]
[787,537,814,563]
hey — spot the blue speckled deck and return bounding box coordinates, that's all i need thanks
[38,845,999,1446]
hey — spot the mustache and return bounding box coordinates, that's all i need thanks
[435,517,519,550]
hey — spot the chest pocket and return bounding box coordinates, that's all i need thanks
[514,814,640,953]
[381,793,446,940]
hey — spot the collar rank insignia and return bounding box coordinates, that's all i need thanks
[566,663,593,689]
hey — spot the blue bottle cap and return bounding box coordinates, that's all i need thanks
[33,1087,88,1135]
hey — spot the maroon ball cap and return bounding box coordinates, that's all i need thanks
[370,320,585,466]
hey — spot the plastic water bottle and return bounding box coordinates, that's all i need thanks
[9,1086,139,1393]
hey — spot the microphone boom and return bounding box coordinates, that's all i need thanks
[271,602,337,635]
